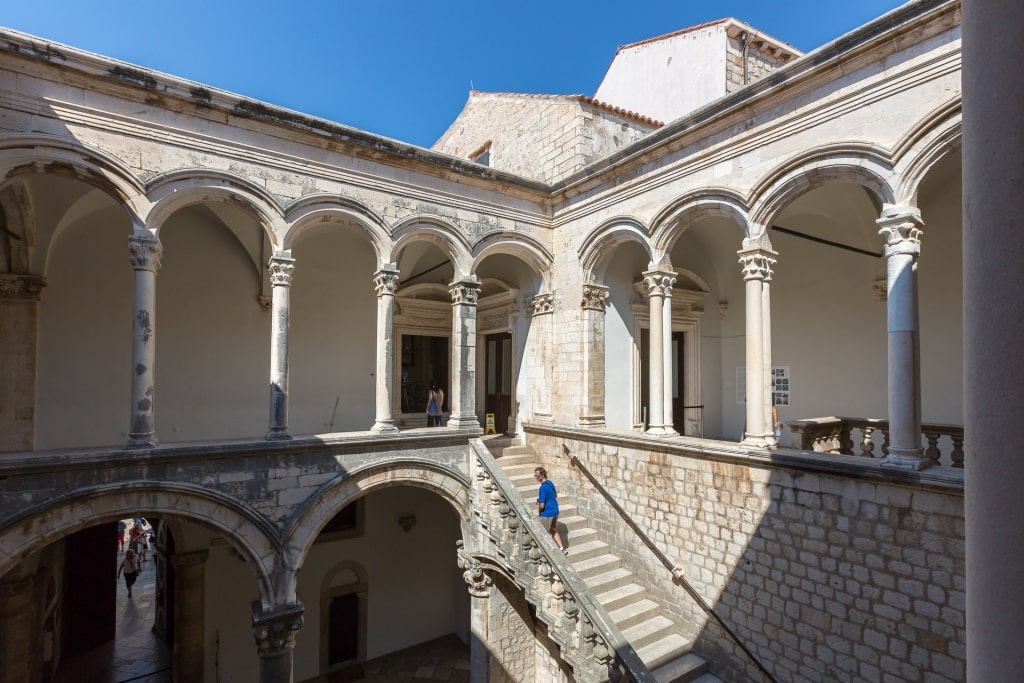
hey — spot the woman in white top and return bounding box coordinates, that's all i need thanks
[117,548,142,597]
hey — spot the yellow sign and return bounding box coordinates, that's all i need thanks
[485,413,496,434]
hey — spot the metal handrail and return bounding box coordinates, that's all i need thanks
[565,445,779,683]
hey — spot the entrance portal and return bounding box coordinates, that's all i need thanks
[484,332,513,434]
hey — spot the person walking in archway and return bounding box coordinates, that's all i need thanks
[426,382,444,427]
[117,548,142,598]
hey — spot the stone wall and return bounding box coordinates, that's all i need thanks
[489,573,538,683]
[525,427,966,683]
[725,36,793,94]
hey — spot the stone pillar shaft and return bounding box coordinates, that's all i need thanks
[643,269,676,435]
[0,275,45,452]
[662,283,677,436]
[878,208,925,469]
[528,294,554,423]
[252,603,304,683]
[126,235,162,448]
[372,265,400,434]
[0,574,41,683]
[267,255,295,440]
[448,278,481,429]
[963,2,1024,679]
[171,550,208,682]
[739,247,776,448]
[579,284,609,427]
[762,281,777,448]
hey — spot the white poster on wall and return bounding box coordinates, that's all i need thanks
[736,366,791,405]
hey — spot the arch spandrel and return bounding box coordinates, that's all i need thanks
[390,214,473,278]
[748,144,897,237]
[0,482,278,608]
[578,216,653,284]
[282,194,391,264]
[650,189,750,257]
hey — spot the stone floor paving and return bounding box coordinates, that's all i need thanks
[55,551,171,683]
[314,634,470,683]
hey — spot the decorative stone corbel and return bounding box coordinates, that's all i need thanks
[251,602,304,659]
[0,274,46,301]
[456,541,492,598]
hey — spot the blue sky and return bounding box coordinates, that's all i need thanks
[4,1,908,148]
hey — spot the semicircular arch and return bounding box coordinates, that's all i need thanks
[390,214,473,278]
[470,232,553,291]
[892,99,962,206]
[282,195,391,264]
[650,189,750,257]
[578,216,653,283]
[0,481,278,607]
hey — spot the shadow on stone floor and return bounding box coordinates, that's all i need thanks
[307,633,470,683]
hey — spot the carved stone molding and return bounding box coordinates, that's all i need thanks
[373,266,400,297]
[872,279,888,302]
[252,602,305,658]
[642,269,677,297]
[170,549,209,569]
[737,248,777,282]
[456,541,492,598]
[449,279,481,306]
[0,274,46,301]
[581,283,610,311]
[877,207,924,257]
[527,293,553,317]
[268,256,296,287]
[128,236,163,272]
[257,294,272,312]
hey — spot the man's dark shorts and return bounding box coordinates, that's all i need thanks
[541,515,558,531]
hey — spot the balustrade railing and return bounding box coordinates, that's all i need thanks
[467,440,656,683]
[787,417,964,468]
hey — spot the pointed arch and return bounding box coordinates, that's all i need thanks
[470,231,553,291]
[578,215,653,283]
[748,144,896,235]
[650,188,750,257]
[0,481,278,607]
[283,194,391,265]
[892,98,962,206]
[390,214,473,278]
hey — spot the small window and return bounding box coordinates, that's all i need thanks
[315,501,364,543]
[471,143,491,167]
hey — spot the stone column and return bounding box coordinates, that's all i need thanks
[0,573,41,683]
[528,293,554,422]
[126,235,162,449]
[267,254,295,441]
[643,269,676,435]
[171,550,208,682]
[578,284,609,428]
[762,275,777,448]
[738,247,776,448]
[0,275,45,452]
[371,264,400,434]
[963,2,1024,680]
[457,544,493,683]
[252,602,304,683]
[661,273,678,436]
[448,277,482,429]
[877,207,926,470]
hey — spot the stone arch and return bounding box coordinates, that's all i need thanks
[279,458,471,598]
[390,214,473,278]
[748,144,896,236]
[650,189,750,258]
[892,98,962,206]
[282,195,391,265]
[578,216,653,283]
[0,481,278,608]
[144,169,287,247]
[469,231,553,291]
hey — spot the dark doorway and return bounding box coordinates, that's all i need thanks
[484,332,513,433]
[640,327,650,429]
[153,520,175,647]
[62,525,116,655]
[329,592,360,665]
[401,334,449,414]
[671,331,686,434]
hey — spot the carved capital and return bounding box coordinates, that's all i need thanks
[642,269,677,297]
[737,248,776,282]
[456,541,492,598]
[252,602,304,658]
[372,266,400,297]
[268,256,295,287]
[128,236,163,272]
[581,283,610,311]
[0,274,46,301]
[527,293,553,317]
[877,206,924,257]
[257,294,272,312]
[872,279,888,302]
[170,549,209,569]
[449,279,481,306]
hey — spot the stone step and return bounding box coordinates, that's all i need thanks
[636,633,693,672]
[622,615,676,652]
[563,539,610,563]
[558,514,590,533]
[593,581,647,613]
[575,555,625,582]
[495,453,535,467]
[565,525,598,549]
[651,652,713,683]
[608,597,661,631]
[503,463,537,477]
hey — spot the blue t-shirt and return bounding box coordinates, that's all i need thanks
[537,479,559,517]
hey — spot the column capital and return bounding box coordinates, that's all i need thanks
[738,247,777,282]
[456,542,493,598]
[581,283,610,311]
[527,292,553,317]
[252,602,305,658]
[0,274,46,301]
[128,235,163,272]
[642,269,677,297]
[449,278,481,306]
[877,206,924,257]
[372,265,400,297]
[268,256,295,287]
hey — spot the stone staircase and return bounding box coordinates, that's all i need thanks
[487,438,723,683]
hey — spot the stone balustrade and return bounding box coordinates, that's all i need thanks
[466,441,656,683]
[787,416,964,468]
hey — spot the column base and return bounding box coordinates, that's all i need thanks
[741,433,773,449]
[645,425,677,437]
[447,415,481,430]
[370,421,399,434]
[880,449,929,471]
[125,436,158,449]
[532,412,554,423]
[577,415,606,428]
[266,429,292,441]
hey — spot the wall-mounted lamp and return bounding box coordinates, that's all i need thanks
[397,514,417,532]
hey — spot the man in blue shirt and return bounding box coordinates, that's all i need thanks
[534,467,568,556]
